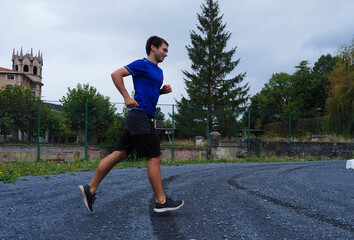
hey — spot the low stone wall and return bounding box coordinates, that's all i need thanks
[211,138,353,159]
[0,145,109,162]
[0,140,352,162]
[262,141,353,159]
[161,147,208,160]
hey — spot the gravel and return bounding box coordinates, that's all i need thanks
[1,160,353,239]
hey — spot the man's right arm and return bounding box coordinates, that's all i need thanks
[111,67,139,108]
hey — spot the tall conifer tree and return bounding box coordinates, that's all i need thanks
[175,0,249,136]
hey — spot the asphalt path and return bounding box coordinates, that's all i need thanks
[1,160,353,240]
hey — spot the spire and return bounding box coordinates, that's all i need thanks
[31,48,33,56]
[20,47,23,56]
[38,50,40,58]
[13,48,15,56]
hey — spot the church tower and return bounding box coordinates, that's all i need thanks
[11,47,44,97]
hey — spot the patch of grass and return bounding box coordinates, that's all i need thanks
[0,159,101,184]
[0,156,337,184]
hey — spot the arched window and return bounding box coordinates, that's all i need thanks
[24,65,29,72]
[15,65,19,71]
[33,66,38,75]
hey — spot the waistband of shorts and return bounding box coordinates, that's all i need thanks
[129,109,154,119]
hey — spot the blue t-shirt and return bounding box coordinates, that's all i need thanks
[125,58,163,116]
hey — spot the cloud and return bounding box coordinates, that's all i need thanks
[0,0,353,104]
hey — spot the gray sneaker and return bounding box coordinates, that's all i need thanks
[78,185,96,212]
[154,196,184,213]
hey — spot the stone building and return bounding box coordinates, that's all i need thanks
[0,48,43,97]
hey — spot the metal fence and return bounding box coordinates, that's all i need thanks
[0,100,353,160]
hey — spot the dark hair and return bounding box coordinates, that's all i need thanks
[145,36,169,55]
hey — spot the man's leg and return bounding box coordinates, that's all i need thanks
[147,155,166,204]
[89,150,127,194]
[148,155,184,213]
[79,150,127,212]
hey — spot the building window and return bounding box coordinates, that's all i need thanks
[30,83,36,89]
[24,65,29,72]
[15,65,19,71]
[33,66,38,75]
[6,74,15,80]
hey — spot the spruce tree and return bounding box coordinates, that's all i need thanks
[175,0,249,137]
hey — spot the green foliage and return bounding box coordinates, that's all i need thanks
[175,98,208,137]
[247,52,339,134]
[60,83,116,143]
[155,107,165,121]
[312,54,339,111]
[40,104,75,143]
[100,113,125,152]
[0,85,39,142]
[291,60,314,117]
[176,0,249,136]
[0,117,13,141]
[325,38,354,137]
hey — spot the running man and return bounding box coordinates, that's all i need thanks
[79,36,184,213]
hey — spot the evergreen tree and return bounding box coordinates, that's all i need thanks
[175,0,249,137]
[291,60,314,117]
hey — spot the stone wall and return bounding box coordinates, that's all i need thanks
[0,145,108,162]
[210,138,353,159]
[262,141,353,159]
[161,147,208,160]
[0,139,353,162]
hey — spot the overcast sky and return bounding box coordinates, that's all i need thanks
[1,0,353,106]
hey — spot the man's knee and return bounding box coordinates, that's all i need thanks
[111,150,127,163]
[149,155,162,164]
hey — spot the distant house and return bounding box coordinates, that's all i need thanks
[0,48,43,98]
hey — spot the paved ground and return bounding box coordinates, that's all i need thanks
[0,160,353,240]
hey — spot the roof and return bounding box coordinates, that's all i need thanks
[26,74,44,86]
[0,67,15,72]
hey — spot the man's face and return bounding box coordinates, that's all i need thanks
[153,43,168,63]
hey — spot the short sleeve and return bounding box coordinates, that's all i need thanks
[124,59,146,77]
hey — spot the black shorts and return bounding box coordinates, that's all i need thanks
[114,110,161,159]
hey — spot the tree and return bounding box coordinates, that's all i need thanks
[0,85,38,142]
[312,54,338,112]
[290,55,337,118]
[326,38,354,136]
[100,112,125,151]
[60,83,116,144]
[155,107,165,121]
[40,104,74,143]
[175,0,249,137]
[260,73,292,124]
[290,60,315,117]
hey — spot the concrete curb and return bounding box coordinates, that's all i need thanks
[346,159,354,169]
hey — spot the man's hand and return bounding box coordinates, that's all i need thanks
[160,84,172,95]
[124,96,139,108]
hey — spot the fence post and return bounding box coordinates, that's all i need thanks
[85,101,88,160]
[288,109,292,157]
[37,100,41,161]
[207,105,210,160]
[248,107,251,157]
[172,104,175,160]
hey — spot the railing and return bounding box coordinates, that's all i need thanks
[0,100,352,161]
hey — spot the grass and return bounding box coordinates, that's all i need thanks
[0,156,336,184]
